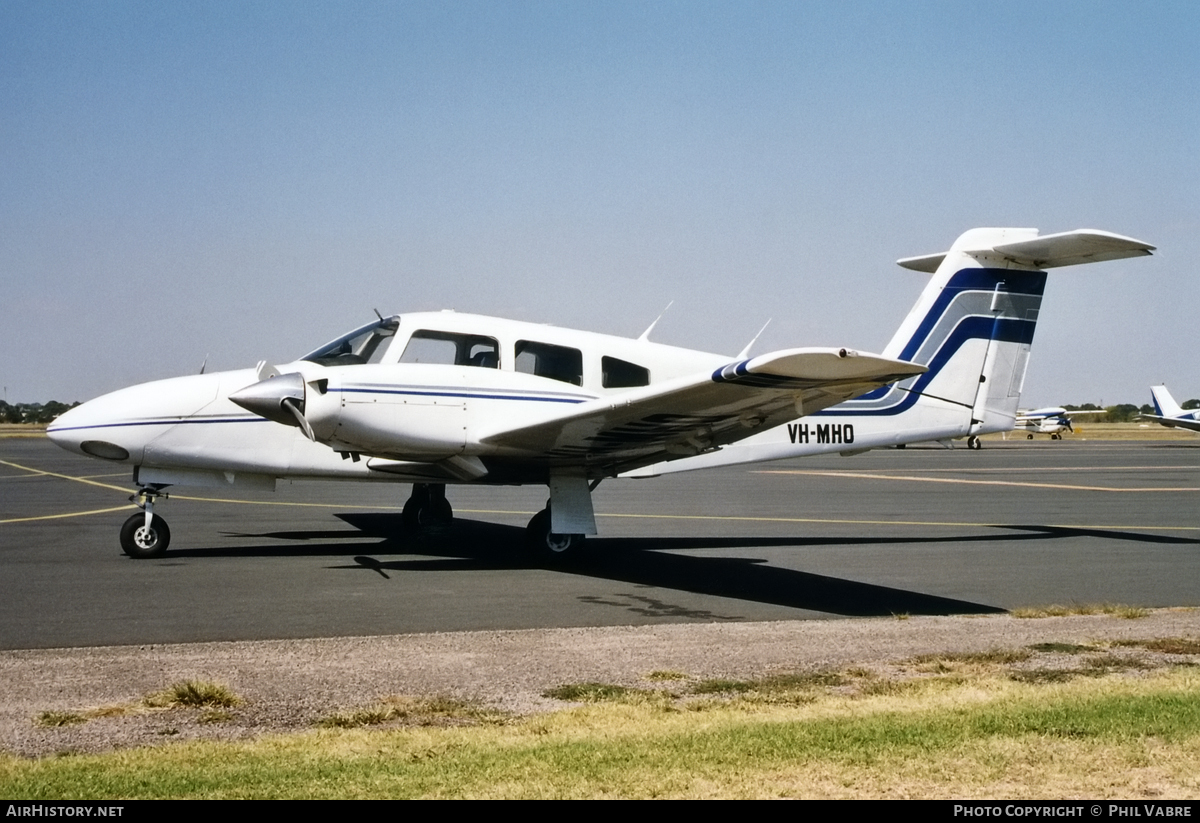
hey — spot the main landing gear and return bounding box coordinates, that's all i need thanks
[402,483,454,528]
[399,480,592,563]
[525,505,585,563]
[967,435,982,450]
[119,487,171,559]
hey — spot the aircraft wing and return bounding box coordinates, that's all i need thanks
[1138,414,1200,433]
[478,348,925,469]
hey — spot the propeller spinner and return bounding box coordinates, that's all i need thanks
[230,372,315,440]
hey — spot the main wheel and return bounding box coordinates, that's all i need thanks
[526,508,584,563]
[402,496,453,527]
[967,436,982,451]
[1027,433,1034,440]
[419,497,453,526]
[119,512,171,559]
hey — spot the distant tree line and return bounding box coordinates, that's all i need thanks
[1063,400,1200,423]
[0,400,79,424]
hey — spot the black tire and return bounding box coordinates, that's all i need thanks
[526,508,584,563]
[403,495,453,528]
[421,496,453,526]
[401,496,420,528]
[968,436,982,451]
[1027,433,1034,440]
[119,512,170,559]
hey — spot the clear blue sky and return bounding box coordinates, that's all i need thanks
[3,1,1197,407]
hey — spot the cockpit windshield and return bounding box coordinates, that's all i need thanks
[301,316,400,366]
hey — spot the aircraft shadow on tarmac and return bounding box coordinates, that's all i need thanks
[163,511,1200,619]
[175,515,1190,619]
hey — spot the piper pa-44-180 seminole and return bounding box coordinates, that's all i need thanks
[47,226,1152,561]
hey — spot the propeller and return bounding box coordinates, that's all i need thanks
[229,372,315,441]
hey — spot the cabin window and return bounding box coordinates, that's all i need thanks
[602,356,650,388]
[303,317,399,366]
[400,331,500,368]
[515,340,583,386]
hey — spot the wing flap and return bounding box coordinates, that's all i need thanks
[479,348,925,468]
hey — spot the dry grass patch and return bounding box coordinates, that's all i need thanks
[1114,637,1200,656]
[144,680,239,709]
[34,711,87,728]
[542,682,651,702]
[320,695,507,729]
[34,681,240,730]
[1013,603,1150,619]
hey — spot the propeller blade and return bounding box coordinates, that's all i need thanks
[282,397,316,441]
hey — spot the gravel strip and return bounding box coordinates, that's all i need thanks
[3,610,1199,758]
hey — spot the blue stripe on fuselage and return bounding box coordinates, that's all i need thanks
[897,268,1045,362]
[335,386,589,404]
[815,315,1035,417]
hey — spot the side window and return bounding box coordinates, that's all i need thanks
[515,340,583,386]
[400,331,500,368]
[602,356,650,388]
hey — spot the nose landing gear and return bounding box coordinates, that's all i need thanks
[120,487,171,558]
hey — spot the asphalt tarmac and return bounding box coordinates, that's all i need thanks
[1,436,1197,649]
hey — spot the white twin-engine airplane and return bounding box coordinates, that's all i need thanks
[1139,385,1200,433]
[48,227,1152,561]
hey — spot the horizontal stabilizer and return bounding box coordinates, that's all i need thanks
[898,229,1154,273]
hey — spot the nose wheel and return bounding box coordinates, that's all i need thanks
[119,487,170,558]
[967,435,982,450]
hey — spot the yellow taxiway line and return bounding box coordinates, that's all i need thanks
[756,469,1200,493]
[3,459,1197,533]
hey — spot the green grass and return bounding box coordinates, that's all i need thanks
[5,669,1200,798]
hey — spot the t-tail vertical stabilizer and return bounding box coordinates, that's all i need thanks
[626,227,1153,476]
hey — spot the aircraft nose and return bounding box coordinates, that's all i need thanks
[45,373,223,463]
[46,397,136,461]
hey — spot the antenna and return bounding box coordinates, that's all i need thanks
[736,319,772,359]
[638,301,674,342]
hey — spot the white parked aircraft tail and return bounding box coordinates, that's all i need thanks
[628,228,1153,475]
[1151,385,1186,419]
[1140,385,1200,433]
